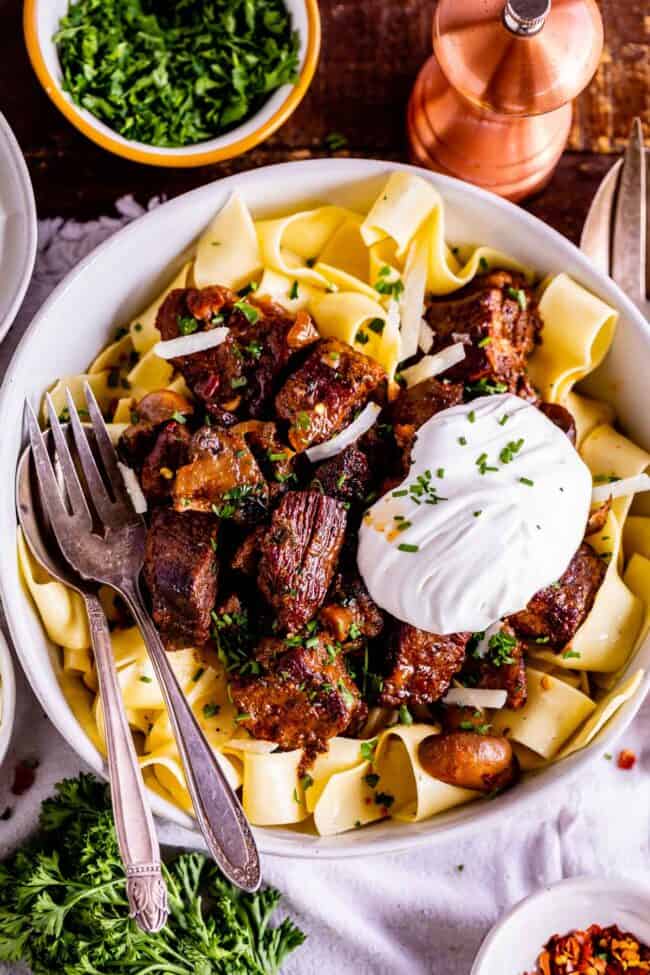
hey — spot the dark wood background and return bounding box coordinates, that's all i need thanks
[1,0,648,243]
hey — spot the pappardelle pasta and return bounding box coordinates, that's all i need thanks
[19,172,650,836]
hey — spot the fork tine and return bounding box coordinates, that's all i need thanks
[23,401,72,535]
[83,382,132,512]
[611,117,647,307]
[45,394,93,531]
[65,390,117,523]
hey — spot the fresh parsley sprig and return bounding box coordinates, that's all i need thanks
[0,774,305,974]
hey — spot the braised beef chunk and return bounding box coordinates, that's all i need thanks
[140,421,191,503]
[539,402,577,445]
[143,508,218,650]
[389,377,464,431]
[312,445,372,505]
[379,624,468,707]
[172,425,268,523]
[232,527,264,576]
[258,491,347,632]
[509,542,606,648]
[425,270,542,399]
[275,338,386,452]
[320,567,384,643]
[156,286,318,420]
[384,377,465,483]
[119,390,194,468]
[233,420,297,499]
[461,624,527,710]
[230,636,366,755]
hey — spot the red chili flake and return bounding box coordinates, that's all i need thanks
[617,749,637,770]
[11,758,39,795]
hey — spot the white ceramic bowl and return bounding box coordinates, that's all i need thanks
[24,0,320,167]
[0,629,16,771]
[471,875,650,975]
[1,159,649,858]
[0,113,37,342]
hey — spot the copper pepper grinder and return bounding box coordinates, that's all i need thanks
[407,0,604,201]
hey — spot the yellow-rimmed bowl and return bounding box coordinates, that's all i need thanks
[23,0,320,167]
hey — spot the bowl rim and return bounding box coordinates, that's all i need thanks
[2,156,649,858]
[0,627,17,769]
[0,111,38,342]
[23,0,321,168]
[470,874,650,975]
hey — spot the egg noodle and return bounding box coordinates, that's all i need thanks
[18,172,650,835]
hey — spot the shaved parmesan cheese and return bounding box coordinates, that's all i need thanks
[443,687,508,710]
[592,473,650,503]
[399,237,428,360]
[400,343,466,388]
[117,462,148,514]
[418,318,434,353]
[305,402,382,463]
[154,327,229,360]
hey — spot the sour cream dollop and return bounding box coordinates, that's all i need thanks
[357,393,592,634]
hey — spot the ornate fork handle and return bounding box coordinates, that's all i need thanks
[84,593,168,932]
[119,579,261,893]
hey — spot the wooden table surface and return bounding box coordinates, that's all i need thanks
[1,0,648,244]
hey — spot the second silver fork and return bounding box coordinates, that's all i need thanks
[25,384,261,893]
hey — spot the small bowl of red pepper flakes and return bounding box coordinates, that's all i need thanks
[528,924,650,974]
[471,877,650,975]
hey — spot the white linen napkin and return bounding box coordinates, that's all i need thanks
[1,202,648,975]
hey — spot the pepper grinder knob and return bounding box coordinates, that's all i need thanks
[503,0,550,37]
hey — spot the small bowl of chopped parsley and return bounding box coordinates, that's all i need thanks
[24,0,320,166]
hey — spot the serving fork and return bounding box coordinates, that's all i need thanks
[581,116,649,320]
[24,382,261,893]
[17,442,168,934]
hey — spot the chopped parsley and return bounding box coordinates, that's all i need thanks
[368,317,385,335]
[398,704,413,725]
[138,675,152,684]
[356,329,369,345]
[519,476,535,487]
[373,266,404,299]
[234,301,260,324]
[288,280,299,300]
[458,436,467,446]
[506,287,528,311]
[202,702,221,718]
[296,411,311,430]
[360,738,378,761]
[465,379,508,397]
[177,315,199,336]
[364,773,380,789]
[231,375,248,389]
[325,132,348,151]
[54,0,301,148]
[398,543,419,553]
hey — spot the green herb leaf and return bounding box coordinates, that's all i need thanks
[55,0,301,149]
[0,774,305,973]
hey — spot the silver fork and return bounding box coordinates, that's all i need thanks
[16,441,168,934]
[581,117,649,319]
[24,383,261,893]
